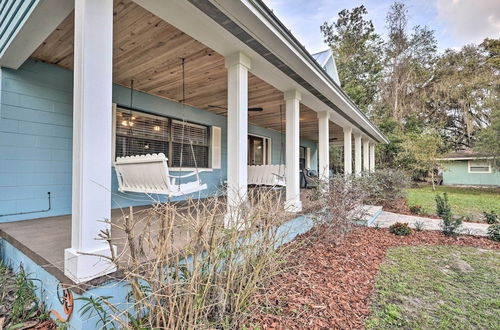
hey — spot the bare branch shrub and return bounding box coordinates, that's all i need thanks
[305,174,368,244]
[87,188,294,329]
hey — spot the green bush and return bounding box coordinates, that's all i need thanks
[409,205,423,215]
[436,193,462,236]
[435,193,451,218]
[389,222,412,236]
[487,224,500,242]
[483,211,498,224]
[360,169,411,207]
[414,221,425,232]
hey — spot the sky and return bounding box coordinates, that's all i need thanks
[261,0,500,54]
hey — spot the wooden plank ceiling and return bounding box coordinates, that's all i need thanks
[30,0,343,142]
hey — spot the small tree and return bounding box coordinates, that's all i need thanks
[398,131,444,189]
[475,107,500,169]
[435,193,462,236]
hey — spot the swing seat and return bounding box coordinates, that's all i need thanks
[114,153,207,197]
[248,164,286,186]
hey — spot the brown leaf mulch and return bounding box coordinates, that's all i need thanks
[248,227,499,329]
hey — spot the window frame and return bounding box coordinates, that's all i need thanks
[248,133,272,165]
[112,104,212,170]
[467,160,491,174]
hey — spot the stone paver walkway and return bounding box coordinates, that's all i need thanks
[371,211,490,236]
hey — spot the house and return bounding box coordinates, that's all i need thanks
[0,0,387,327]
[312,49,341,86]
[437,150,499,186]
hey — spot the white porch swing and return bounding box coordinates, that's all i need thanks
[114,59,207,197]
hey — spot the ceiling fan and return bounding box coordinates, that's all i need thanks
[208,105,264,112]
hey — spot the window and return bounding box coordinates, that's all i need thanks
[248,135,271,165]
[299,146,306,170]
[115,107,210,168]
[468,160,491,173]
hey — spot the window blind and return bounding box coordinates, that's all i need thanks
[115,108,209,168]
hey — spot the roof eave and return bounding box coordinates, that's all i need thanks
[247,0,388,144]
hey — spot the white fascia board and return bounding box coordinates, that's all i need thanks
[436,157,494,161]
[0,0,74,69]
[212,0,388,144]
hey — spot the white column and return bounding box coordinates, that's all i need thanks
[354,134,362,176]
[225,52,250,227]
[363,138,370,172]
[369,143,376,172]
[284,90,302,212]
[65,0,115,283]
[317,111,330,182]
[343,127,352,175]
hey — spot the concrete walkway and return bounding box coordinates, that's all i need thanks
[370,211,490,237]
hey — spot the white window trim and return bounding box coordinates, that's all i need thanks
[111,103,215,171]
[468,160,491,174]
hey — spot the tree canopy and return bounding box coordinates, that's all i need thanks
[321,2,499,177]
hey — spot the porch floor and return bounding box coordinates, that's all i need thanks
[0,205,190,286]
[0,189,315,288]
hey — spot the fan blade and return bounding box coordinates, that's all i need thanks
[208,105,264,112]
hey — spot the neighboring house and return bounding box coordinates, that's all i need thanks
[0,1,387,327]
[437,150,500,186]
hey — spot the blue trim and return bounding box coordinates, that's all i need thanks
[0,0,38,55]
[365,208,382,226]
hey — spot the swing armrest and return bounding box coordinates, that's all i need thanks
[167,172,199,179]
[272,172,285,179]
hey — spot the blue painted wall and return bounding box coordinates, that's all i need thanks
[442,160,500,186]
[0,59,318,222]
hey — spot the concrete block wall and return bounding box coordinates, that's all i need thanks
[0,59,318,222]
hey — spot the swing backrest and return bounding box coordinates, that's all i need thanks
[115,153,174,194]
[247,164,286,186]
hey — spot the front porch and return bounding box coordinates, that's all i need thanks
[0,0,386,286]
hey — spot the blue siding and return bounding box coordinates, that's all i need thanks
[0,0,38,56]
[0,60,73,222]
[443,160,500,186]
[0,59,318,222]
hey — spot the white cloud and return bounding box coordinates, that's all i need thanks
[437,0,500,46]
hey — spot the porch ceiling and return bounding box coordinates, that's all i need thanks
[29,0,343,142]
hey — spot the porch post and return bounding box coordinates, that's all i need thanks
[354,134,362,176]
[343,127,352,175]
[284,90,302,212]
[369,143,376,172]
[225,52,250,227]
[317,111,330,182]
[64,0,115,283]
[363,138,370,172]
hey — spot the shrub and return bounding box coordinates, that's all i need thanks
[435,193,452,219]
[483,211,498,224]
[360,169,411,208]
[389,222,412,236]
[409,205,423,215]
[307,174,368,244]
[487,224,500,242]
[83,189,293,329]
[414,220,425,232]
[0,264,41,328]
[436,193,462,236]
